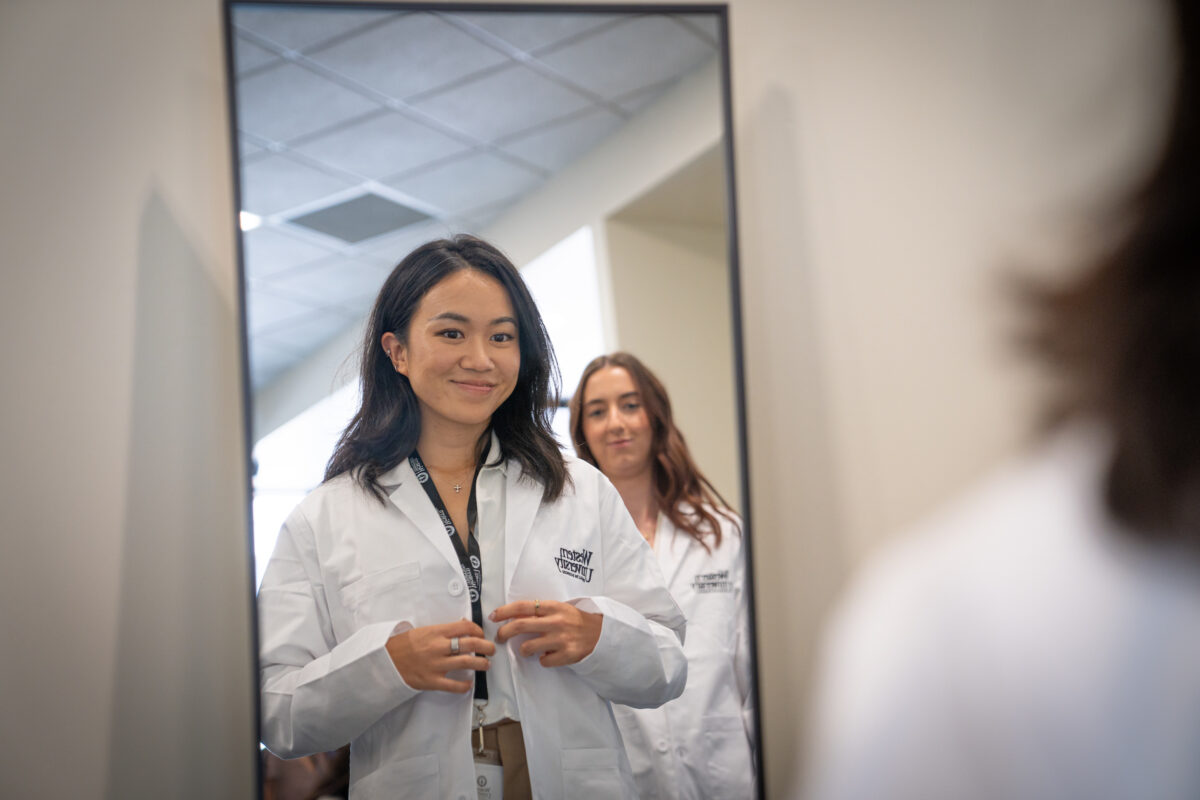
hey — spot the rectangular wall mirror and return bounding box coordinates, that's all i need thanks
[223,2,759,797]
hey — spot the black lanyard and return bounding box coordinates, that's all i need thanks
[408,451,488,702]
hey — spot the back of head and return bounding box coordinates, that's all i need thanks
[1026,0,1200,544]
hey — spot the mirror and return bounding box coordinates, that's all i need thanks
[224,2,758,797]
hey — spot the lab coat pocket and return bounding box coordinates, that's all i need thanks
[352,752,439,799]
[561,747,623,798]
[701,714,753,797]
[341,562,424,627]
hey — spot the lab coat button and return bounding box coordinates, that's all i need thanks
[448,578,464,596]
[656,739,669,753]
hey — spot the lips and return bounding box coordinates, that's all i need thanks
[452,380,497,396]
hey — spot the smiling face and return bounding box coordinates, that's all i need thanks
[385,269,520,439]
[580,365,655,483]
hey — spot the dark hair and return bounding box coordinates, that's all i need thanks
[568,352,738,550]
[1023,0,1200,543]
[325,235,567,502]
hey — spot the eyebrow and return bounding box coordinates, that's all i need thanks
[584,391,639,406]
[429,312,518,326]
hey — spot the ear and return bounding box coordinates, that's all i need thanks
[381,332,408,376]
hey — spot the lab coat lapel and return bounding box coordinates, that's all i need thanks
[656,513,689,590]
[383,460,463,574]
[504,465,542,595]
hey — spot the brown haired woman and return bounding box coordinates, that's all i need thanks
[569,352,755,799]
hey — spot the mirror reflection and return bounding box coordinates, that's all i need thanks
[226,3,754,798]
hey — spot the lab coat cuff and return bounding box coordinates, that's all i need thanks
[568,596,653,677]
[320,619,418,706]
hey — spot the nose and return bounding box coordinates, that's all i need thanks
[460,337,495,371]
[604,406,625,434]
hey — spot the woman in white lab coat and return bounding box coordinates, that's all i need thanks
[258,236,687,800]
[569,352,756,800]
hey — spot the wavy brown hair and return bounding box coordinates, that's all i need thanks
[325,235,567,503]
[1022,0,1200,543]
[569,352,738,550]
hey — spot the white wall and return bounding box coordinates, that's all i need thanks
[0,1,1173,798]
[0,1,257,797]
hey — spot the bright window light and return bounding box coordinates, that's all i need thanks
[240,210,262,231]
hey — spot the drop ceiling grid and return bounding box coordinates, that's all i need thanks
[232,6,720,391]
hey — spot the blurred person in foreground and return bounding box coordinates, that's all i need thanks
[806,2,1200,799]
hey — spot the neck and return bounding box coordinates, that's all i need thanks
[417,419,489,473]
[610,469,658,535]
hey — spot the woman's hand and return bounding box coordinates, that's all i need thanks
[385,618,495,693]
[492,599,603,667]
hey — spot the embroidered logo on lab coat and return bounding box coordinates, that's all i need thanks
[692,570,732,593]
[554,547,595,583]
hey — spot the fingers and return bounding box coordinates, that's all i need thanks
[495,616,553,644]
[438,618,486,639]
[446,654,492,672]
[430,676,474,694]
[490,599,541,622]
[457,636,496,657]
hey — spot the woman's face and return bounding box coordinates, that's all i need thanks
[580,365,654,482]
[387,269,520,436]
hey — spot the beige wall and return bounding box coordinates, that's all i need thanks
[604,218,741,510]
[0,1,1173,798]
[0,1,258,797]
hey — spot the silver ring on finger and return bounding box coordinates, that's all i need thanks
[534,598,541,616]
[450,636,461,656]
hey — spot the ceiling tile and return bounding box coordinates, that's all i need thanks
[240,153,357,216]
[498,107,624,173]
[246,287,323,336]
[356,218,460,262]
[309,12,510,101]
[249,337,304,390]
[237,136,265,159]
[447,11,620,54]
[536,15,716,100]
[613,79,676,117]
[260,256,391,313]
[232,34,281,74]
[290,110,471,180]
[675,13,722,46]
[385,152,542,217]
[410,63,593,143]
[236,61,378,143]
[256,308,359,362]
[241,225,340,279]
[233,6,399,53]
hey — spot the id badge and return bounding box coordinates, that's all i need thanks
[474,750,503,800]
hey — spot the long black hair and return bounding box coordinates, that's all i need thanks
[325,235,568,502]
[1023,0,1200,542]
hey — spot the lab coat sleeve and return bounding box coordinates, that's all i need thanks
[566,476,688,708]
[258,506,419,758]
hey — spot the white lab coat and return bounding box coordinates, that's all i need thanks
[258,451,688,800]
[807,426,1200,800]
[613,507,755,799]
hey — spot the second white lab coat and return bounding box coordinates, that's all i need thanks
[258,450,687,800]
[613,507,756,799]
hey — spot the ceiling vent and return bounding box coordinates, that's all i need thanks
[288,193,430,243]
